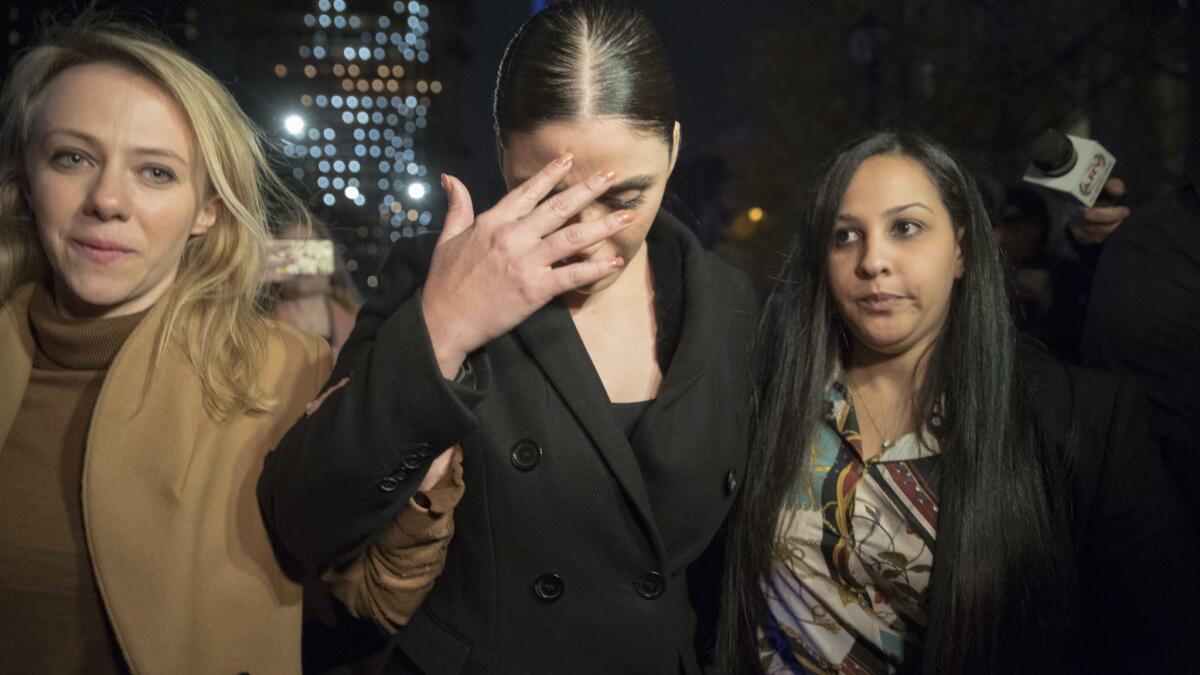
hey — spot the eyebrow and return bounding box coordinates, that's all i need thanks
[607,174,657,192]
[836,201,935,223]
[43,128,188,165]
[884,202,934,216]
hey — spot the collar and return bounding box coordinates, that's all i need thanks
[824,375,942,463]
[28,284,150,371]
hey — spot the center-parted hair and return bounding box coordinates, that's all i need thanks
[493,0,677,150]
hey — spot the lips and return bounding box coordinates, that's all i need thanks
[71,236,135,264]
[856,292,905,312]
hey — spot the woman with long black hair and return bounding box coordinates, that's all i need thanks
[259,1,757,672]
[720,131,1198,674]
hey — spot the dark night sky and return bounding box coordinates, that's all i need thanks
[3,0,1195,269]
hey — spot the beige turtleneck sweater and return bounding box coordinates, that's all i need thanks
[0,286,147,672]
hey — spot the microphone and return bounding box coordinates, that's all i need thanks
[1021,129,1116,207]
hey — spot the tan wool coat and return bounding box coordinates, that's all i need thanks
[0,283,331,674]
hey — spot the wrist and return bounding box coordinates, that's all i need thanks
[421,292,470,380]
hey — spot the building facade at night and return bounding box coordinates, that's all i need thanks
[273,0,442,290]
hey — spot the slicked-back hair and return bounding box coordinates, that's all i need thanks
[719,131,1076,674]
[493,0,676,152]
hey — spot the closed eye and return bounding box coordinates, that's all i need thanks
[605,193,645,210]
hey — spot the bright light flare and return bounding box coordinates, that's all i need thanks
[284,115,305,136]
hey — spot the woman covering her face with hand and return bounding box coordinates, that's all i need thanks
[259,1,759,672]
[0,21,447,673]
[720,131,1199,674]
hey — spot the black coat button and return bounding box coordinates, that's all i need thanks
[533,573,564,602]
[725,469,738,496]
[634,571,665,599]
[402,456,422,470]
[510,440,542,471]
[413,442,435,458]
[395,469,409,481]
[378,476,400,492]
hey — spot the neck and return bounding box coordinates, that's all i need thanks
[846,334,939,402]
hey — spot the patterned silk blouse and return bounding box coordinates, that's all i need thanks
[760,381,943,674]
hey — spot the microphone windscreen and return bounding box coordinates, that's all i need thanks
[1031,129,1078,177]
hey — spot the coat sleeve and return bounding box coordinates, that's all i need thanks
[1077,375,1200,673]
[258,233,491,567]
[322,446,463,632]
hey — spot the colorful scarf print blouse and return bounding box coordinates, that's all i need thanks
[760,381,943,674]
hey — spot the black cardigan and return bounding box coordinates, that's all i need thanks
[259,211,759,674]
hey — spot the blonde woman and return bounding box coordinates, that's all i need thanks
[0,22,453,673]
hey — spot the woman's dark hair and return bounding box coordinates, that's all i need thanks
[719,131,1075,674]
[493,0,677,152]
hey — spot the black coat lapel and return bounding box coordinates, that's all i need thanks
[513,303,668,565]
[645,212,719,407]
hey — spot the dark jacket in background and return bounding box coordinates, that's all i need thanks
[259,211,759,674]
[1021,350,1199,674]
[1082,172,1200,537]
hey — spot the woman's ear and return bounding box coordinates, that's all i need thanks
[190,196,221,236]
[668,121,681,175]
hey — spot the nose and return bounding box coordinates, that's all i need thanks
[82,164,131,222]
[573,201,610,226]
[856,233,893,279]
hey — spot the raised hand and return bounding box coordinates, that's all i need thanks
[421,153,633,378]
[1071,177,1129,246]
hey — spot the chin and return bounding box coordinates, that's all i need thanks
[850,327,918,355]
[572,270,623,296]
[58,274,140,313]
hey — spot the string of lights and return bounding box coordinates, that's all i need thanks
[276,0,440,289]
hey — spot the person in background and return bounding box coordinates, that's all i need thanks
[258,1,759,672]
[267,219,362,361]
[995,180,1127,362]
[1084,167,1200,540]
[721,131,1197,674]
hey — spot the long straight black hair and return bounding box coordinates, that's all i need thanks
[719,131,1076,674]
[493,0,677,152]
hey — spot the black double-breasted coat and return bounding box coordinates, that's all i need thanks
[259,211,759,674]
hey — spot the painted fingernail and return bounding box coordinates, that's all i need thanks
[598,169,617,182]
[555,152,574,166]
[616,210,636,224]
[440,173,452,194]
[610,256,625,268]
